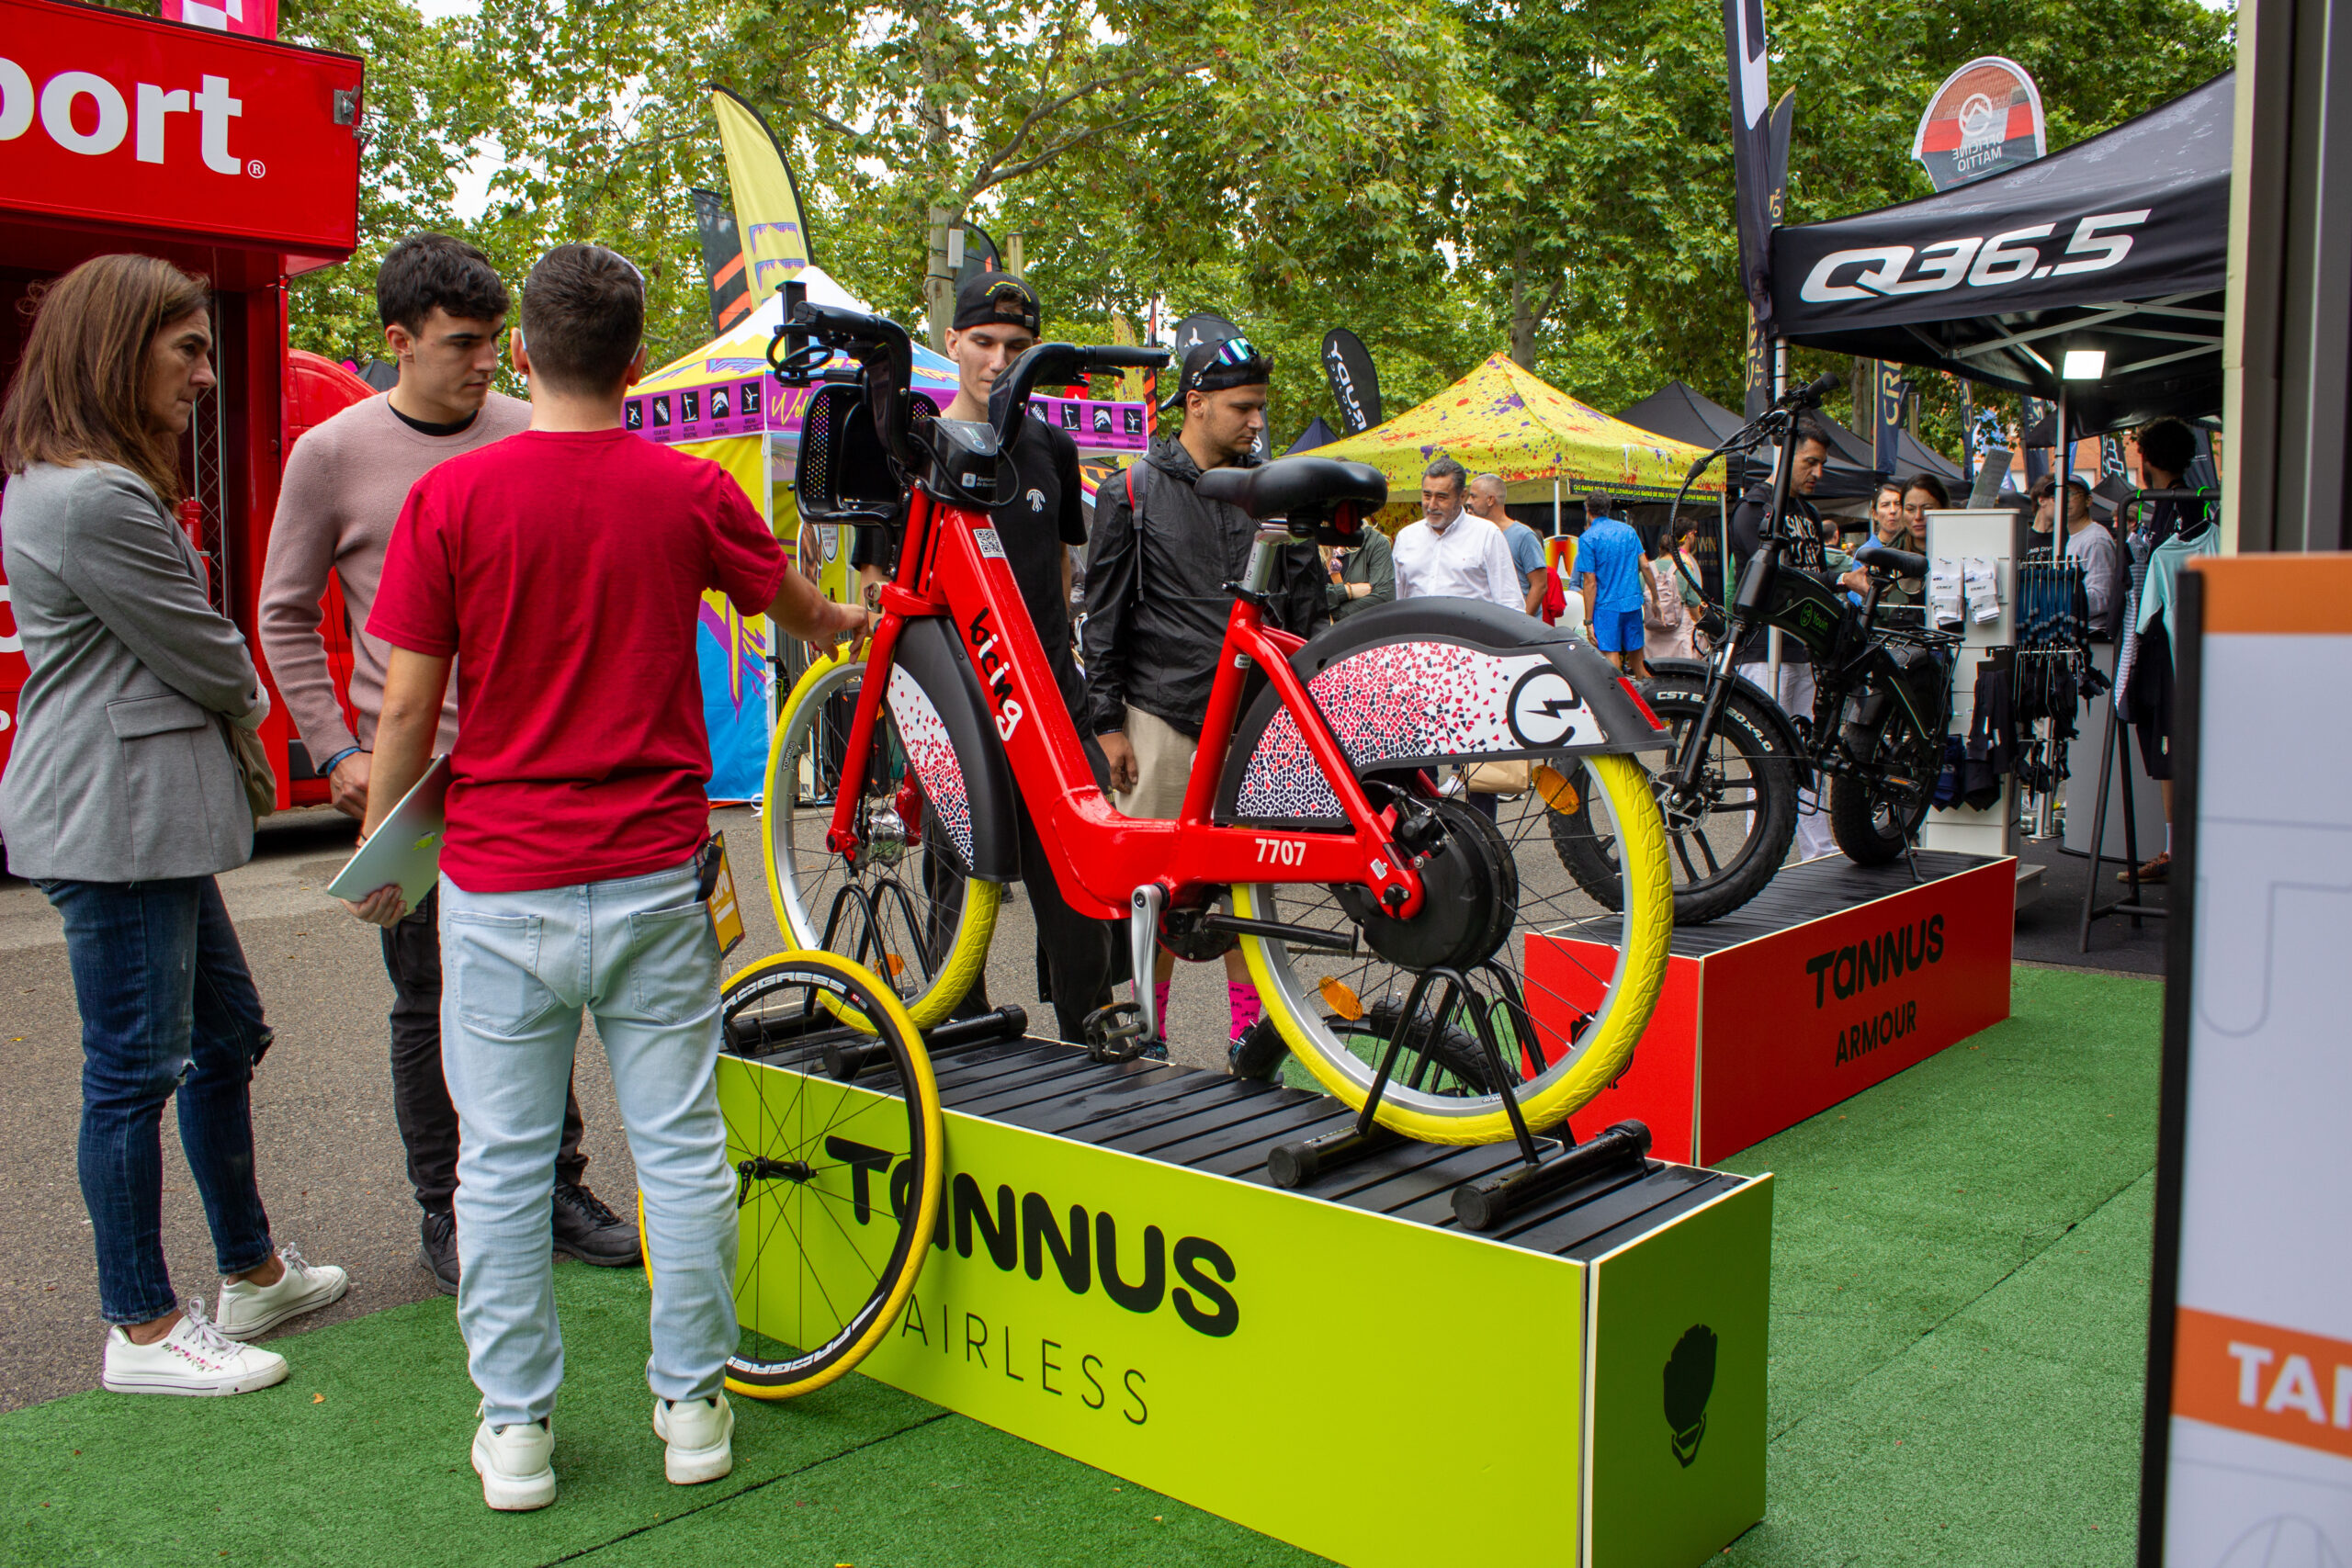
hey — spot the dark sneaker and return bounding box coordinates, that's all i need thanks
[420,1209,458,1296]
[552,1182,641,1268]
[1227,1016,1285,1082]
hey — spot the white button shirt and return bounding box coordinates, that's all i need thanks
[1393,511,1525,610]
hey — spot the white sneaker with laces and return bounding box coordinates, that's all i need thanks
[652,1393,734,1484]
[471,1408,556,1511]
[101,1298,289,1396]
[213,1244,350,1340]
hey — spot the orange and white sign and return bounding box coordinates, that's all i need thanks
[2153,556,2352,1566]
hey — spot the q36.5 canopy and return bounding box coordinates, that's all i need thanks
[1771,72,2230,434]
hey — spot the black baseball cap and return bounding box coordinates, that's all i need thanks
[1160,334,1272,411]
[953,272,1040,334]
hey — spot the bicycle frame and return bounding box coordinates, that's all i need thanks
[822,487,1427,924]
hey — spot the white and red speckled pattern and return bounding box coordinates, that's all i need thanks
[887,667,974,864]
[1234,644,1600,819]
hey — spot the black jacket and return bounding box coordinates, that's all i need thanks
[1727,481,1829,667]
[1081,435,1327,738]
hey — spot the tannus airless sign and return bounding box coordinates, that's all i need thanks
[720,1057,1772,1566]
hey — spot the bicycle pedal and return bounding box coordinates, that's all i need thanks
[1082,1001,1150,1064]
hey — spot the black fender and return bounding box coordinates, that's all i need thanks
[885,617,1021,883]
[1215,599,1670,827]
[1642,657,1817,791]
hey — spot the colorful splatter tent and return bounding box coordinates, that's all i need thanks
[1316,353,1725,514]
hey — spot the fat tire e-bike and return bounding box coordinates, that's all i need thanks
[1550,373,1961,923]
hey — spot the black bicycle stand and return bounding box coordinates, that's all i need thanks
[824,1003,1028,1082]
[1265,964,1654,1232]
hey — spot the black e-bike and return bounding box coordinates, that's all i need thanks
[1551,374,1961,923]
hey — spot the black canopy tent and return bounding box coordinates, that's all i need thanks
[1617,380,1961,502]
[1770,72,2230,435]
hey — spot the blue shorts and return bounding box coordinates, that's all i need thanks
[1595,608,1645,653]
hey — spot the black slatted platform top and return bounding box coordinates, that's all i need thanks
[1589,850,2004,957]
[752,1029,1747,1263]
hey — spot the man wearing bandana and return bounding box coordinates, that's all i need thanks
[853,272,1115,1043]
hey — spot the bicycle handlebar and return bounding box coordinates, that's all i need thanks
[989,343,1170,455]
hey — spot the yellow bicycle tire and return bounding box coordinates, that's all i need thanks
[1238,751,1675,1145]
[762,652,1000,1032]
[712,949,945,1400]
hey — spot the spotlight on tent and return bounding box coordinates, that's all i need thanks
[2062,349,2107,380]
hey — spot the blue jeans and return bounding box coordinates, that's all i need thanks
[41,876,276,1325]
[438,860,736,1427]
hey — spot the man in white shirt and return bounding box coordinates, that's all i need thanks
[1394,458,1523,609]
[2058,479,2121,637]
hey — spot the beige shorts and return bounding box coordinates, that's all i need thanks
[1113,705,1196,820]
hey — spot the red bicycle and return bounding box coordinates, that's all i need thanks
[757,300,1675,1149]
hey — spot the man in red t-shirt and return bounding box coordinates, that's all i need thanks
[347,244,862,1512]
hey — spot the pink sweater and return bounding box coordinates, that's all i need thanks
[258,391,530,763]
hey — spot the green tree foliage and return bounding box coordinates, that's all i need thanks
[104,0,2231,452]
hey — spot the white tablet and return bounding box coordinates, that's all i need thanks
[325,755,452,907]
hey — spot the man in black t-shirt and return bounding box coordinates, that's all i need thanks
[852,272,1114,1040]
[1725,416,1837,863]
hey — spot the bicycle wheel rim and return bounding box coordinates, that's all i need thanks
[763,654,1001,1031]
[715,951,944,1398]
[1557,687,1786,907]
[1241,751,1674,1145]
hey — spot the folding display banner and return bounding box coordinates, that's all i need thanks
[690,188,752,336]
[1321,328,1383,434]
[1873,362,1905,476]
[710,85,812,300]
[1773,73,2231,432]
[1721,0,1777,324]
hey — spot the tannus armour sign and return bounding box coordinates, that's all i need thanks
[0,0,362,254]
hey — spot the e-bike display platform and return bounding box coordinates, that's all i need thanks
[721,1026,1772,1568]
[1547,850,2016,1167]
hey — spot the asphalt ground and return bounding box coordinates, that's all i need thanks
[0,803,1258,1414]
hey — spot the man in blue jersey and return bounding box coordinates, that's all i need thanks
[1574,493,1649,677]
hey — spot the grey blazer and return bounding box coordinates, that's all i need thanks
[1,462,269,881]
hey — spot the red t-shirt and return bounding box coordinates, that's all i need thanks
[368,427,788,893]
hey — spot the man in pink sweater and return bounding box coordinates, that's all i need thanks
[258,234,635,1292]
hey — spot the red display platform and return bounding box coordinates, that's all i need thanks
[1537,852,2016,1166]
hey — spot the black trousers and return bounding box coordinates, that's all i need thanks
[381,887,588,1215]
[943,739,1121,1043]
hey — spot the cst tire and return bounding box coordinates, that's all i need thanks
[1829,708,1935,866]
[1549,673,1797,926]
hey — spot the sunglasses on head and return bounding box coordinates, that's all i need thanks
[1205,336,1267,370]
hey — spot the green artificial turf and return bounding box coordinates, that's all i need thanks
[0,964,2163,1568]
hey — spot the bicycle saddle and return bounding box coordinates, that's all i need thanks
[1196,456,1388,522]
[1854,538,1928,578]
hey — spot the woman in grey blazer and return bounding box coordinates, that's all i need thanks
[0,255,346,1396]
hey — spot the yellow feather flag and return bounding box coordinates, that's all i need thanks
[709,85,811,299]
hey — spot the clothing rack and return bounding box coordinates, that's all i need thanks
[2011,558,2093,837]
[2075,491,2211,949]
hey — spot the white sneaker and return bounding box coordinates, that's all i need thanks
[101,1298,289,1396]
[653,1393,735,1484]
[213,1244,350,1339]
[471,1409,556,1511]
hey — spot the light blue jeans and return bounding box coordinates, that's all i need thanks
[438,859,736,1427]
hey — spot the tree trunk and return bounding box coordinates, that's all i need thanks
[925,203,957,351]
[1508,246,1536,369]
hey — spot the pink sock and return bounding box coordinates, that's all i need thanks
[1227,981,1261,1041]
[1153,980,1171,1030]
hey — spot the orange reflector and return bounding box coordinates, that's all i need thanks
[1534,765,1580,814]
[1319,976,1365,1021]
[885,953,905,977]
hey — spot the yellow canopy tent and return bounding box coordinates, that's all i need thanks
[1315,354,1724,513]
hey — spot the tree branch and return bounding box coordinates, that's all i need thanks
[961,60,1192,199]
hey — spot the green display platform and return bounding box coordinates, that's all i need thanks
[725,1033,1773,1568]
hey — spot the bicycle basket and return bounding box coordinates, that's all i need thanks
[797,382,908,529]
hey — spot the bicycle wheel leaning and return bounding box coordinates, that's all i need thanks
[711,950,944,1399]
[1239,750,1676,1146]
[1550,665,1799,926]
[763,652,1000,1031]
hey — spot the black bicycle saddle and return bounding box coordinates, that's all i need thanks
[1195,456,1388,521]
[1853,538,1928,578]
